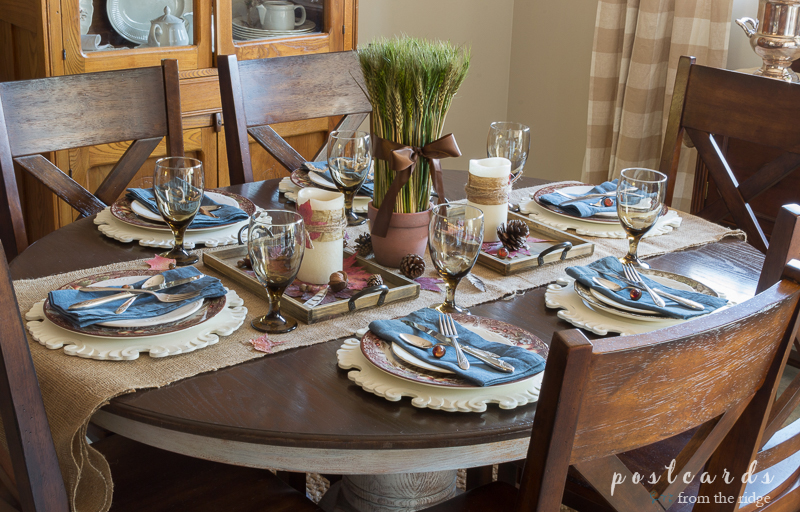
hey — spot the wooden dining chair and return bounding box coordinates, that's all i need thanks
[659,55,800,254]
[217,51,371,185]
[425,259,800,512]
[0,59,185,261]
[0,239,323,512]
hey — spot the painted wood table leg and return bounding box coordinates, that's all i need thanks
[319,471,458,512]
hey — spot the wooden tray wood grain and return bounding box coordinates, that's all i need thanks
[477,213,594,275]
[203,247,420,324]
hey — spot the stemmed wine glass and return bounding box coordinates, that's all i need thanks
[487,122,530,186]
[428,203,484,314]
[617,168,668,269]
[327,130,371,226]
[153,157,204,266]
[247,210,305,333]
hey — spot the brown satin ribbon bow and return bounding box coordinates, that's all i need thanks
[371,134,461,238]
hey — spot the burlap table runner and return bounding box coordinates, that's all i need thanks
[10,183,745,511]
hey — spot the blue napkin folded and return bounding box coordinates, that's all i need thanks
[126,188,249,228]
[48,267,226,327]
[539,180,618,218]
[368,308,546,387]
[566,256,728,320]
[303,161,374,197]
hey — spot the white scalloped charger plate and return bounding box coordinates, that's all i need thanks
[520,199,682,239]
[95,208,258,249]
[338,338,544,413]
[26,290,247,360]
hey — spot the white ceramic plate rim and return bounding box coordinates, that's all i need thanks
[107,0,190,44]
[539,185,620,224]
[131,191,239,222]
[390,325,514,375]
[90,276,204,328]
[306,171,339,191]
[583,274,699,322]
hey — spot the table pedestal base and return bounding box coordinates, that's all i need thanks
[319,471,458,512]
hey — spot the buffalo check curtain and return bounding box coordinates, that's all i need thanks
[582,0,733,212]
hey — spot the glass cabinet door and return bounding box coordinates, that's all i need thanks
[61,0,213,74]
[216,0,353,61]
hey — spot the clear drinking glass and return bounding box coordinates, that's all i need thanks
[327,130,371,226]
[428,204,484,314]
[487,122,531,186]
[617,168,668,269]
[153,157,204,266]
[247,210,305,333]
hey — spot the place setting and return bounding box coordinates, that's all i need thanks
[545,168,729,335]
[338,202,548,413]
[520,176,682,238]
[95,157,258,250]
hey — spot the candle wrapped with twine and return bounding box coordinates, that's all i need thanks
[465,158,511,242]
[297,189,346,284]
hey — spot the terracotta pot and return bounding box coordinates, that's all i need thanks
[367,202,430,268]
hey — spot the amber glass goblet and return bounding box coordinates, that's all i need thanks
[617,167,667,269]
[247,210,305,333]
[428,203,484,314]
[153,157,204,266]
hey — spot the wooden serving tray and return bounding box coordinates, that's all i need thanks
[203,247,420,324]
[477,212,594,275]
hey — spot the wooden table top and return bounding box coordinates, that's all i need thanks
[10,173,766,453]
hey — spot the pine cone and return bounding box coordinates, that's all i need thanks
[355,233,373,257]
[400,253,425,279]
[497,220,530,252]
[367,274,383,287]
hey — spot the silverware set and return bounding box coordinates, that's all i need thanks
[399,316,515,373]
[68,274,203,311]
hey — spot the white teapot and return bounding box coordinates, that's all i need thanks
[147,7,190,48]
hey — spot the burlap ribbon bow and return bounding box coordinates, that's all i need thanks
[371,134,461,238]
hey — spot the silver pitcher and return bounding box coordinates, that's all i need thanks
[737,0,800,82]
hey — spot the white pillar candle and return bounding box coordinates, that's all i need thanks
[297,188,345,284]
[466,157,511,242]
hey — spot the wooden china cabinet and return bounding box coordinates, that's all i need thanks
[0,0,358,242]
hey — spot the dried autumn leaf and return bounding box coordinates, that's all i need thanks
[145,254,175,270]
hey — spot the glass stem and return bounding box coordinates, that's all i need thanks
[444,280,459,308]
[266,287,284,319]
[627,234,641,260]
[172,226,187,253]
[344,191,355,216]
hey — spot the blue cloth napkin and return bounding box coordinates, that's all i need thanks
[368,308,546,387]
[126,188,249,228]
[566,256,728,320]
[48,267,226,327]
[539,180,618,218]
[303,161,374,197]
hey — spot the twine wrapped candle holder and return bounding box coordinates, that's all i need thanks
[297,189,346,284]
[465,157,511,242]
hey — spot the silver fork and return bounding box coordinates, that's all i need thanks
[622,263,666,308]
[70,287,201,310]
[439,313,469,371]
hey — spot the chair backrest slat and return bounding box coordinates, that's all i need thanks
[0,240,69,511]
[0,68,168,156]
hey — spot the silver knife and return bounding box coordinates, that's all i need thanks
[303,286,329,308]
[68,275,202,310]
[399,320,515,372]
[559,192,616,205]
[595,272,706,311]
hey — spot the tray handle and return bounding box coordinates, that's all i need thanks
[348,285,389,312]
[537,241,573,266]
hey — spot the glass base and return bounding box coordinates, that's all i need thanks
[346,212,367,226]
[618,254,650,269]
[430,302,471,315]
[251,314,298,334]
[160,248,198,266]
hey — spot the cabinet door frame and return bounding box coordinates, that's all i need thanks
[215,0,347,62]
[58,0,213,75]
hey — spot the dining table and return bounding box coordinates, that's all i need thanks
[10,172,765,512]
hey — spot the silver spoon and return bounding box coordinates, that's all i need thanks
[592,276,704,311]
[115,275,164,314]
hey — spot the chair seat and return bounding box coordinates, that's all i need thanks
[94,435,322,512]
[423,481,517,512]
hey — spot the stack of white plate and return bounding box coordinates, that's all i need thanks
[232,17,316,41]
